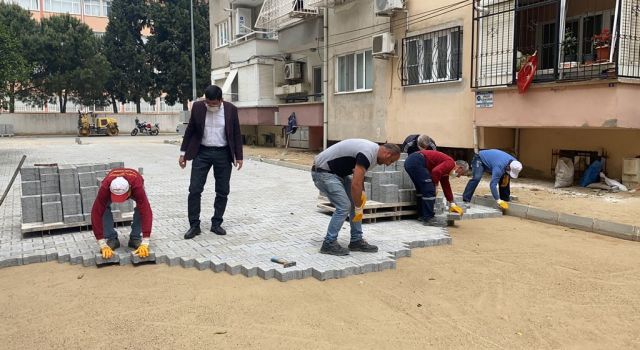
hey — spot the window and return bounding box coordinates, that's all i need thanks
[44,0,81,14]
[336,50,373,93]
[84,0,100,16]
[7,0,39,11]
[313,66,322,101]
[216,20,230,48]
[402,26,462,86]
[102,0,111,17]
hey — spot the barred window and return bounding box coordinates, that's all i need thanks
[402,26,462,86]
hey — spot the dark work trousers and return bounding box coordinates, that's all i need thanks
[404,152,436,220]
[188,145,232,228]
[499,173,511,201]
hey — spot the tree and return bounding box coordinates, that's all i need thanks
[29,14,108,113]
[0,3,38,113]
[148,0,210,110]
[103,0,155,114]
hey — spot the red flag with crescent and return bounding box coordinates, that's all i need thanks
[517,51,537,94]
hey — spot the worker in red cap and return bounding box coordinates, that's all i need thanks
[91,168,153,259]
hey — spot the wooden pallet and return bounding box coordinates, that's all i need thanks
[317,200,418,223]
[21,212,134,234]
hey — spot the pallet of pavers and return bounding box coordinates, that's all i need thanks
[317,199,417,223]
[20,162,134,234]
[0,123,15,137]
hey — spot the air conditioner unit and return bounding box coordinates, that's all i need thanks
[284,62,302,80]
[235,7,252,36]
[374,0,404,16]
[372,32,395,56]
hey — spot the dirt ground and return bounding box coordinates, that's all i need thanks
[0,217,638,349]
[244,146,640,225]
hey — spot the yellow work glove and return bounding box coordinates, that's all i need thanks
[133,238,150,258]
[496,199,509,210]
[98,239,114,259]
[449,203,464,216]
[353,192,367,222]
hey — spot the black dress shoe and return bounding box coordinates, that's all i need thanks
[184,226,201,239]
[210,225,226,236]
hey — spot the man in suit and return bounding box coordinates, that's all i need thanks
[179,85,243,239]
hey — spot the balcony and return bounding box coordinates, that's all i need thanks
[471,0,640,88]
[227,31,281,63]
[306,0,356,7]
[255,0,319,32]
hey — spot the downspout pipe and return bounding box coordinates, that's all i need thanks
[472,1,488,154]
[323,7,328,150]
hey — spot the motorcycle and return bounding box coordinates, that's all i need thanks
[131,118,159,136]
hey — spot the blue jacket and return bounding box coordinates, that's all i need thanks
[479,149,516,200]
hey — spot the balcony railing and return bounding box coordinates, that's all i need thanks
[471,0,640,88]
[255,0,319,33]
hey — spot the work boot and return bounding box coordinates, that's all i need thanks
[106,238,120,250]
[423,216,447,227]
[128,238,142,249]
[348,239,378,253]
[210,225,227,236]
[320,241,350,256]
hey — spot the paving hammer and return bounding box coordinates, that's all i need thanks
[271,257,296,268]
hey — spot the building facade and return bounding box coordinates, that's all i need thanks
[211,0,640,181]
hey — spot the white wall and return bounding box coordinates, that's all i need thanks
[0,113,182,135]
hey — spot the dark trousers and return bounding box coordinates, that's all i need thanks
[188,146,232,228]
[404,152,436,220]
[462,154,511,202]
[102,204,141,240]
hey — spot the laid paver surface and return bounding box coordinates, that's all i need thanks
[0,136,501,281]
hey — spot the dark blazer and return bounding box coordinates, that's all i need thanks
[180,100,243,162]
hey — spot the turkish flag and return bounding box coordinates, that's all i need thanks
[517,51,538,94]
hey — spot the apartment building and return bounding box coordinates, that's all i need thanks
[211,0,640,180]
[471,0,640,179]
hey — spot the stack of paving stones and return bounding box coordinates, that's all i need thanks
[19,161,132,228]
[0,123,14,137]
[364,152,415,204]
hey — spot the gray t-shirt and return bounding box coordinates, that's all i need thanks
[314,139,379,177]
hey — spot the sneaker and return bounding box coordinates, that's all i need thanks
[320,241,350,256]
[422,216,447,227]
[461,202,472,209]
[348,239,378,253]
[106,238,120,250]
[128,238,142,249]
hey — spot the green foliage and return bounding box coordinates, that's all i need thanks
[148,0,210,110]
[28,14,109,113]
[0,3,38,112]
[103,0,155,113]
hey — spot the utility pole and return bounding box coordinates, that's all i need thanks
[190,0,197,101]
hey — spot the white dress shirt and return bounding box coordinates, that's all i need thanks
[201,102,227,147]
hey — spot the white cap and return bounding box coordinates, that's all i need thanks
[509,161,522,179]
[109,176,130,203]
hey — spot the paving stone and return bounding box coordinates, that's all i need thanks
[21,195,42,223]
[526,207,559,225]
[378,184,399,203]
[41,193,61,203]
[40,173,60,194]
[593,219,636,241]
[20,167,40,181]
[76,164,94,173]
[21,181,41,196]
[95,254,120,265]
[78,172,97,188]
[92,163,108,172]
[62,194,82,216]
[399,189,415,203]
[131,252,156,264]
[505,202,529,218]
[109,161,125,169]
[42,201,63,224]
[558,213,594,232]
